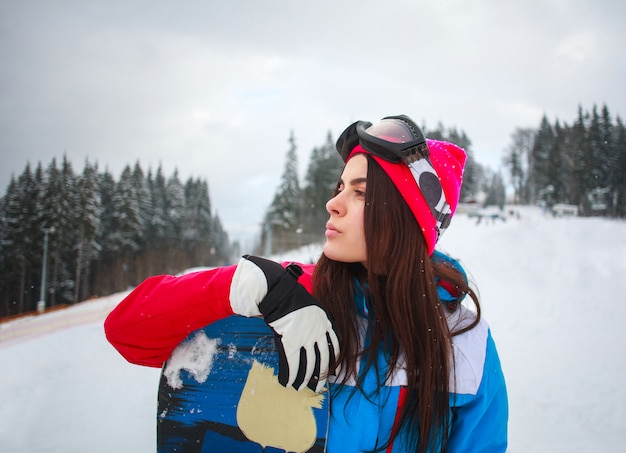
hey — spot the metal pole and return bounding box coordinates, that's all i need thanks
[37,227,54,313]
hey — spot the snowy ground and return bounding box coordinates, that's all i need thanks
[1,206,625,452]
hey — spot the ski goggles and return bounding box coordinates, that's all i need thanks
[336,115,453,238]
[336,114,430,164]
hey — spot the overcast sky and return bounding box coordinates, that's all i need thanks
[1,0,625,248]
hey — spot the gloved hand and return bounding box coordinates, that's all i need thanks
[229,255,339,393]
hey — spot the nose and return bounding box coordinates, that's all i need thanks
[326,192,344,216]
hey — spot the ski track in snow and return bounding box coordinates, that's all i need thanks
[1,206,625,452]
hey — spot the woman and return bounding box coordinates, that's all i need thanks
[105,114,508,452]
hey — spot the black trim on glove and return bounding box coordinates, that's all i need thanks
[241,255,338,392]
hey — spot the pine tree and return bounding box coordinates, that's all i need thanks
[584,105,608,214]
[546,120,569,205]
[503,128,534,204]
[97,169,117,256]
[0,190,6,315]
[210,212,232,264]
[165,170,185,244]
[148,165,168,246]
[483,171,507,209]
[613,117,626,217]
[23,164,46,310]
[108,165,142,253]
[39,157,77,306]
[568,106,588,208]
[73,161,102,302]
[301,131,343,239]
[599,104,619,216]
[529,115,555,204]
[182,178,220,264]
[1,177,24,314]
[1,166,44,313]
[182,178,212,243]
[131,162,152,250]
[263,131,303,254]
[587,105,604,185]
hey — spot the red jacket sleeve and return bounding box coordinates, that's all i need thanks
[104,262,316,368]
[104,265,237,367]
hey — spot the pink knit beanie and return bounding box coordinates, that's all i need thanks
[348,139,466,255]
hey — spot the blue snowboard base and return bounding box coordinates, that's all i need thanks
[156,316,328,452]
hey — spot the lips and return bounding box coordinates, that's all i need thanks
[325,222,340,238]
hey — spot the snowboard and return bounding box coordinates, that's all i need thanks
[156,315,330,453]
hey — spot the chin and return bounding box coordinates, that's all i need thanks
[323,243,365,264]
[322,243,344,262]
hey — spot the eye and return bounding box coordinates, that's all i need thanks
[355,189,366,197]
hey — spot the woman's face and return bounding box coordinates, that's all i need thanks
[323,153,367,264]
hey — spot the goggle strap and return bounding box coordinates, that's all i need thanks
[336,121,369,162]
[401,141,430,164]
[407,158,452,240]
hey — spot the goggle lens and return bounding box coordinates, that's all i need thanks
[364,118,415,144]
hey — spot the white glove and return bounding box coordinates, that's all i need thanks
[229,255,339,393]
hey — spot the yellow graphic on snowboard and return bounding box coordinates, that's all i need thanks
[237,360,325,452]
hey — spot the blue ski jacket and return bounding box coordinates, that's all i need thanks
[326,286,508,452]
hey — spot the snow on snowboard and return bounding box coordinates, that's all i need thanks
[157,316,329,452]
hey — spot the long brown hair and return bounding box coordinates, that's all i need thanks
[313,155,480,452]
